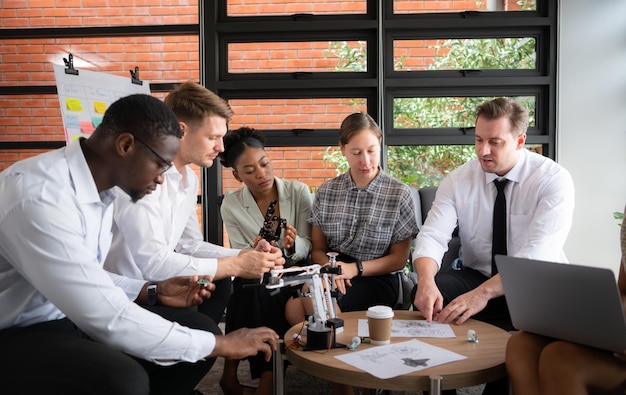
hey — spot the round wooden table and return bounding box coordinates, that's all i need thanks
[283,310,511,392]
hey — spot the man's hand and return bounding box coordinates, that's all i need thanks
[211,327,279,362]
[235,247,285,279]
[253,238,272,253]
[434,288,489,325]
[434,275,502,325]
[157,276,214,308]
[413,279,444,322]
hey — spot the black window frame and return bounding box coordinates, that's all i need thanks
[0,0,556,246]
[201,0,556,244]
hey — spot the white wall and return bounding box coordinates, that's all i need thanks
[558,0,626,273]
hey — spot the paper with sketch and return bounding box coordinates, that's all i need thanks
[358,319,456,338]
[335,339,467,379]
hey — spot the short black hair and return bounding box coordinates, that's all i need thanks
[94,94,181,144]
[219,126,266,169]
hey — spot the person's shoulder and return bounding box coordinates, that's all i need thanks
[525,149,561,167]
[318,173,345,190]
[220,190,244,220]
[277,179,313,206]
[278,177,307,189]
[221,188,245,206]
[379,171,410,191]
[283,179,312,194]
[17,149,71,197]
[0,148,76,217]
[441,158,480,184]
[524,150,571,178]
[312,176,344,203]
[452,158,480,175]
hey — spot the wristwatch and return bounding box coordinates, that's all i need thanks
[147,282,158,306]
[354,259,363,277]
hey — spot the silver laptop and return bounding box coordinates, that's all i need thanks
[496,255,626,353]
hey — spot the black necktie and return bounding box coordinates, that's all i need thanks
[492,178,509,276]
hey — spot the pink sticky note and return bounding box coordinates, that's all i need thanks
[80,121,95,134]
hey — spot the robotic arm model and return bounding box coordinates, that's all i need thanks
[266,260,344,350]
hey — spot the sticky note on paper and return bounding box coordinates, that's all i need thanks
[80,121,95,134]
[65,98,83,111]
[94,101,107,114]
[91,117,102,128]
[64,114,81,130]
[64,127,81,143]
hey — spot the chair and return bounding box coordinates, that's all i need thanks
[417,186,460,273]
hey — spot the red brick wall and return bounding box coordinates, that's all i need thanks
[1,0,528,213]
[0,1,199,28]
[226,0,524,16]
[221,146,338,194]
[227,1,367,16]
[0,0,527,172]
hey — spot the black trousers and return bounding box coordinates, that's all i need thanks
[0,305,219,395]
[225,277,294,379]
[337,273,398,312]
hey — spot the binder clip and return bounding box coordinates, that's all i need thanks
[130,66,143,85]
[63,53,79,75]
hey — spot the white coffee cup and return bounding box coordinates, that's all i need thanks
[366,305,394,345]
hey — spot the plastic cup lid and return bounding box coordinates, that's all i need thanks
[366,305,394,319]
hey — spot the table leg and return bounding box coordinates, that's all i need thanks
[273,340,285,395]
[429,375,443,395]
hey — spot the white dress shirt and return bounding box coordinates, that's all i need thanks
[0,140,216,364]
[105,164,240,295]
[413,149,575,277]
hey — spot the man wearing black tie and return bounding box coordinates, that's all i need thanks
[411,97,575,331]
[411,98,574,394]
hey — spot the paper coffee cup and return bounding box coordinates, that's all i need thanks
[366,305,394,345]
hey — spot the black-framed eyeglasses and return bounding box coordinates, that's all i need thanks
[133,135,173,174]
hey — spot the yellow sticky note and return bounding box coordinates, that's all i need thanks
[66,98,83,111]
[94,101,107,114]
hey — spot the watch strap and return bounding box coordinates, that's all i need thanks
[355,259,363,277]
[147,282,158,306]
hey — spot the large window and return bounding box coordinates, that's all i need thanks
[0,0,556,246]
[203,0,556,242]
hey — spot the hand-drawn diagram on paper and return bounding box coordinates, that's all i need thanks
[335,339,467,379]
[358,319,456,338]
